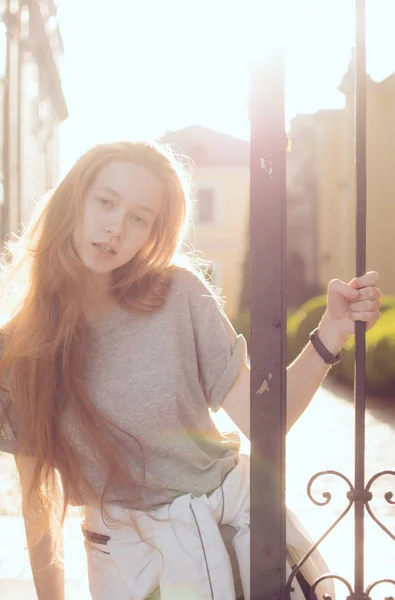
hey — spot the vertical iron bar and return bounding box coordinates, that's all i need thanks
[249,49,287,600]
[354,0,367,596]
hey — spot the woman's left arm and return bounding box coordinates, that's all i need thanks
[286,271,380,431]
[222,271,381,438]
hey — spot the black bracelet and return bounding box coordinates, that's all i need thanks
[309,328,343,365]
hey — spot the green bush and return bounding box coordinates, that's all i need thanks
[232,294,395,397]
[286,295,327,364]
[377,294,395,314]
[335,309,395,395]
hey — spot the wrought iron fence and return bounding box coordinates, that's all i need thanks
[250,1,395,598]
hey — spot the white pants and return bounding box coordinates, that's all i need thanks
[83,455,328,600]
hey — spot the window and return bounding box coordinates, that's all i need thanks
[197,187,216,224]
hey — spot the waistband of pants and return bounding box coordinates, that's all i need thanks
[82,453,249,547]
[82,527,111,545]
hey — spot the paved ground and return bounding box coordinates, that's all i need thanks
[0,381,394,599]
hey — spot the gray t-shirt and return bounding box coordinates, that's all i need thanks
[0,268,247,510]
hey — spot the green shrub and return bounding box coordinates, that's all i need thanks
[233,296,330,362]
[286,295,327,364]
[377,294,395,314]
[335,309,395,395]
[232,294,395,397]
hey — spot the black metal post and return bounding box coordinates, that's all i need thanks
[354,0,368,597]
[249,49,287,599]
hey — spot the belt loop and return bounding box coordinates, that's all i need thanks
[82,527,111,545]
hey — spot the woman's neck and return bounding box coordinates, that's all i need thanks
[81,272,116,324]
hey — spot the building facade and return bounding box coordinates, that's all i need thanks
[160,63,395,321]
[288,59,395,297]
[0,0,67,241]
[160,126,250,319]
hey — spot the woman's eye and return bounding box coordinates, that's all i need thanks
[132,215,146,226]
[97,197,112,207]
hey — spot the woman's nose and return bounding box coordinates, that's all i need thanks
[105,214,124,238]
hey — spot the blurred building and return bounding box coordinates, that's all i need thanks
[161,59,395,318]
[286,116,321,306]
[0,0,67,241]
[160,125,320,316]
[160,125,250,319]
[287,56,395,297]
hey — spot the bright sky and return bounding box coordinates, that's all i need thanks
[56,0,395,178]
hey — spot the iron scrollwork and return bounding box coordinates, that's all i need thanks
[286,470,395,599]
[364,471,395,542]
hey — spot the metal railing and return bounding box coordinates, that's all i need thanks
[250,1,395,598]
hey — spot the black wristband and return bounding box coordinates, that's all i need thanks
[309,328,343,365]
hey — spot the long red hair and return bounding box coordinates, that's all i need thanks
[0,141,194,554]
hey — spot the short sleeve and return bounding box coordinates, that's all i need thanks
[184,271,248,411]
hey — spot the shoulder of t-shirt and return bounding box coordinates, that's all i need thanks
[169,266,214,302]
[166,267,228,326]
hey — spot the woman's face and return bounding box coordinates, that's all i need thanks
[73,160,163,275]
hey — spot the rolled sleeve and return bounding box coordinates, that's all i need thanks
[208,334,247,411]
[186,272,248,411]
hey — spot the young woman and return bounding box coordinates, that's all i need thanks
[0,141,381,600]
